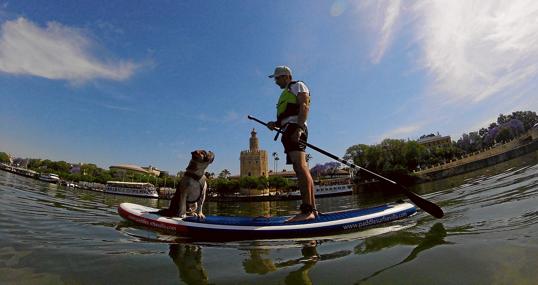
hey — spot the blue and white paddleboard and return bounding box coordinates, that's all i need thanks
[118,201,416,240]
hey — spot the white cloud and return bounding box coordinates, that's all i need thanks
[330,0,348,17]
[414,0,538,103]
[0,17,138,83]
[379,123,422,140]
[370,0,401,64]
[359,0,538,104]
[357,0,538,141]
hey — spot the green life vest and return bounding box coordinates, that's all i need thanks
[276,81,306,125]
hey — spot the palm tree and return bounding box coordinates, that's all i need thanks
[219,169,231,179]
[272,152,279,173]
[205,172,215,179]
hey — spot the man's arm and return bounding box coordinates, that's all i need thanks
[296,92,310,129]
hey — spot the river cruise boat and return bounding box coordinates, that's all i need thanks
[105,181,158,198]
[288,177,353,198]
[38,173,61,183]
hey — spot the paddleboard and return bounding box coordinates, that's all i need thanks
[118,201,416,240]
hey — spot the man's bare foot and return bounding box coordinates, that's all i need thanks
[285,212,316,223]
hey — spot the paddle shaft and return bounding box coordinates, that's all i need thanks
[249,117,395,183]
[247,115,444,218]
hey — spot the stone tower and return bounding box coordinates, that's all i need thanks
[240,128,269,177]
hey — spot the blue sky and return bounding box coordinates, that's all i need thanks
[1,1,537,175]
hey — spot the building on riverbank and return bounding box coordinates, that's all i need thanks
[417,134,452,149]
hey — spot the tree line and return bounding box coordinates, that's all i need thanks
[343,110,538,182]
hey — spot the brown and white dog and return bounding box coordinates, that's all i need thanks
[158,150,214,219]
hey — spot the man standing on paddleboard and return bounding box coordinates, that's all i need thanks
[267,66,316,222]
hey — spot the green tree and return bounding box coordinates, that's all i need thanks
[403,141,428,170]
[27,159,41,170]
[508,111,538,131]
[205,172,215,179]
[496,127,512,143]
[268,175,289,190]
[344,138,458,179]
[0,152,10,163]
[81,164,100,176]
[210,178,231,195]
[218,169,231,179]
[256,176,269,190]
[497,113,510,125]
[240,176,259,189]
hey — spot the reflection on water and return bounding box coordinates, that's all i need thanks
[277,241,351,285]
[354,223,449,255]
[169,244,209,285]
[243,247,278,275]
[355,223,449,284]
[1,151,538,284]
[168,239,353,285]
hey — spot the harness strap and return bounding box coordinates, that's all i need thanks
[184,172,206,204]
[184,171,203,181]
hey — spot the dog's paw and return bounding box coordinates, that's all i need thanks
[179,213,187,219]
[197,213,206,221]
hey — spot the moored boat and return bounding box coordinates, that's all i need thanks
[288,177,353,198]
[105,181,158,198]
[39,173,60,183]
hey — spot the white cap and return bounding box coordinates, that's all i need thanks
[268,66,292,78]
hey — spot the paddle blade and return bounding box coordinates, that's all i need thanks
[401,186,444,218]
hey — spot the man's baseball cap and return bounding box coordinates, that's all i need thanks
[268,66,292,78]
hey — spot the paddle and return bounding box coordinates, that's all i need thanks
[247,115,444,219]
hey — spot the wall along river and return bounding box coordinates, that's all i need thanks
[1,151,538,284]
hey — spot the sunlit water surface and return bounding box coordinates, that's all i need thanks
[1,152,538,284]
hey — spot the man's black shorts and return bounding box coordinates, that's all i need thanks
[281,123,308,164]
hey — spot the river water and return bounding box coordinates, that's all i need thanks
[1,152,538,285]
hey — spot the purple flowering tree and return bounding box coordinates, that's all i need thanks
[310,161,341,178]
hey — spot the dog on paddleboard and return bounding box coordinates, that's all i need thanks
[158,150,214,219]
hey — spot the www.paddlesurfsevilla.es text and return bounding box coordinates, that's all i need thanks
[341,212,409,230]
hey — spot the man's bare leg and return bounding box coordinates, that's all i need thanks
[286,151,316,222]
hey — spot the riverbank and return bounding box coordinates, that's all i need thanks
[414,129,538,181]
